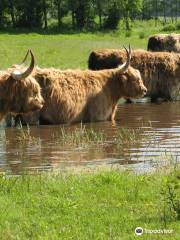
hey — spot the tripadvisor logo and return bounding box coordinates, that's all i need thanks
[135,227,143,236]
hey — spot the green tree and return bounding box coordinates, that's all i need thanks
[120,0,142,30]
[8,0,16,27]
[104,1,120,29]
[94,0,108,28]
[74,0,95,29]
[53,0,68,28]
[68,0,76,28]
[0,0,8,27]
[14,0,43,28]
[42,0,50,29]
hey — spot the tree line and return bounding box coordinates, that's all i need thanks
[0,0,179,30]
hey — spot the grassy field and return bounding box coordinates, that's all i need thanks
[0,20,179,70]
[0,32,147,70]
[0,167,179,240]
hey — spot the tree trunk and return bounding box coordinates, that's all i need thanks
[97,2,102,28]
[171,4,174,23]
[0,6,2,27]
[75,3,86,28]
[154,0,158,26]
[163,0,166,24]
[9,0,16,27]
[141,3,145,20]
[125,10,130,31]
[175,0,178,22]
[71,6,75,28]
[57,0,62,28]
[43,0,48,29]
[99,13,102,28]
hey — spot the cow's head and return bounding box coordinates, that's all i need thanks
[116,46,147,98]
[0,50,44,119]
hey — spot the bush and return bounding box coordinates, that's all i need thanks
[176,22,180,30]
[160,169,180,220]
[139,31,145,39]
[125,31,132,38]
[162,24,176,32]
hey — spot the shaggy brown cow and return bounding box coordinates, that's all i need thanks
[8,47,147,125]
[147,34,180,53]
[88,48,180,100]
[0,50,44,121]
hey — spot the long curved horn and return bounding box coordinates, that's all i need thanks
[118,44,131,73]
[11,50,35,80]
[19,49,30,66]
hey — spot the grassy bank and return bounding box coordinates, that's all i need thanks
[0,167,179,239]
[0,20,179,70]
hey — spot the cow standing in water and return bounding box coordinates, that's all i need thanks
[9,46,147,125]
[0,50,44,121]
[88,48,180,100]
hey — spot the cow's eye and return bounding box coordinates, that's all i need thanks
[32,91,38,97]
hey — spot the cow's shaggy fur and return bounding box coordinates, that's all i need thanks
[88,49,180,100]
[9,60,147,125]
[147,34,180,53]
[0,68,44,121]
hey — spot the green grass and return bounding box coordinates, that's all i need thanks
[0,20,179,70]
[0,167,179,240]
[0,31,147,70]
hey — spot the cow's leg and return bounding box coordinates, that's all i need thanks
[108,104,117,121]
[39,116,52,125]
[88,95,116,122]
[15,114,24,126]
[5,113,15,127]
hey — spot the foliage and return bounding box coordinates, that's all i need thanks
[162,23,177,31]
[160,168,180,221]
[176,22,180,30]
[103,2,120,29]
[0,0,179,30]
[139,31,145,38]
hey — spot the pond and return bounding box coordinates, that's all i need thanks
[0,101,180,175]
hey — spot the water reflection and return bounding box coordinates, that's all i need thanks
[0,102,180,175]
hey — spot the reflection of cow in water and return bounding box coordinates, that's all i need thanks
[88,49,180,100]
[7,47,147,125]
[0,50,44,121]
[147,34,180,53]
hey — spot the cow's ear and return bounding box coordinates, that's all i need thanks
[11,50,35,80]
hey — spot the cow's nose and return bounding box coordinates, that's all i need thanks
[143,88,147,95]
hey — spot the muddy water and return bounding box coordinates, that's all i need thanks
[0,102,180,175]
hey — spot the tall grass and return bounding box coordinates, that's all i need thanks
[16,123,143,149]
[53,124,105,147]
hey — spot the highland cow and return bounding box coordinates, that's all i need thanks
[0,50,44,121]
[147,34,180,53]
[88,48,180,100]
[8,47,147,125]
